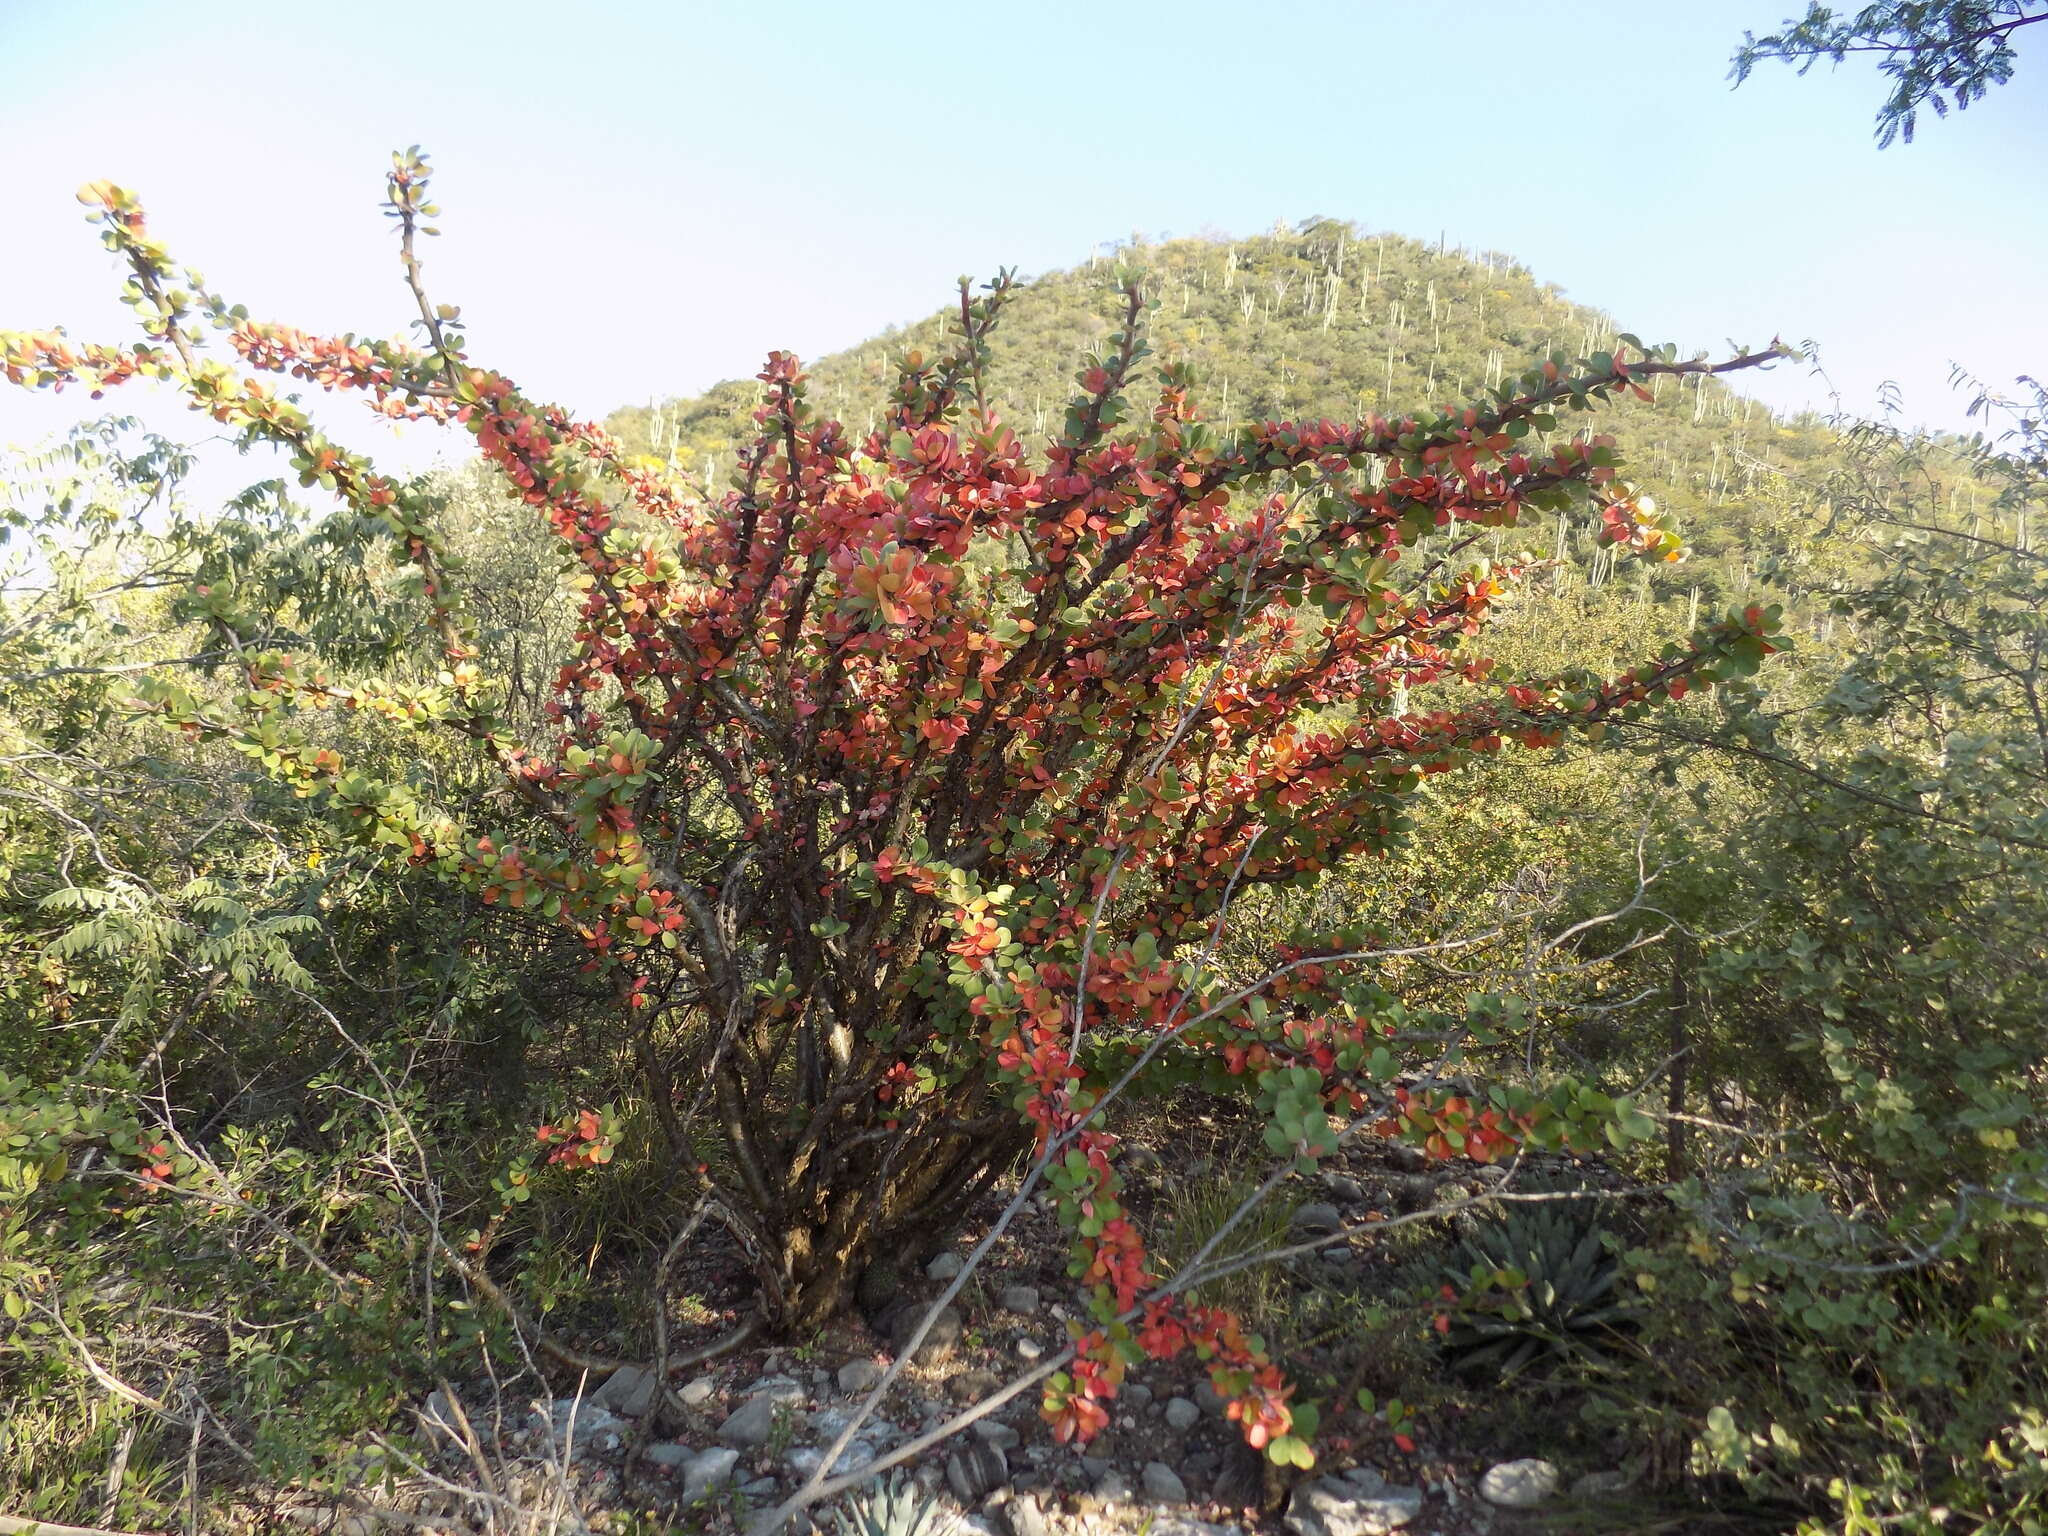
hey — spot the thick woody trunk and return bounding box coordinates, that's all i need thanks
[759,1119,1029,1334]
[661,900,1031,1334]
[777,1233,870,1335]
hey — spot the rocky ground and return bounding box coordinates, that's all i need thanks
[391,1346,1614,1536]
[329,1121,1642,1536]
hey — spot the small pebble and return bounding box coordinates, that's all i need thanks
[1141,1462,1188,1504]
[1291,1202,1344,1236]
[1570,1469,1632,1498]
[1480,1458,1559,1509]
[837,1359,886,1395]
[975,1420,1021,1451]
[1322,1172,1368,1203]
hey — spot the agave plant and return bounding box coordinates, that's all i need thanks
[830,1472,960,1536]
[1438,1190,1638,1378]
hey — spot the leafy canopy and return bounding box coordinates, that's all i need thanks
[1733,1,2044,145]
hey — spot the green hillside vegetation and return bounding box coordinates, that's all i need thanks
[610,219,1835,598]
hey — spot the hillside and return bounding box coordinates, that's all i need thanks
[607,218,1839,599]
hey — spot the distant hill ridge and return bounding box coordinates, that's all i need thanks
[607,219,1838,578]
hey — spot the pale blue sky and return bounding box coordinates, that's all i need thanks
[2,0,2042,484]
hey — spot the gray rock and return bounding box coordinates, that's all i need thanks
[1015,1338,1043,1362]
[1480,1458,1558,1508]
[1340,1465,1387,1494]
[1363,1487,1425,1531]
[645,1442,692,1469]
[1385,1142,1428,1173]
[682,1446,742,1502]
[1000,1285,1041,1315]
[1193,1381,1226,1416]
[530,1399,624,1458]
[282,1514,381,1536]
[749,1374,807,1405]
[890,1304,964,1365]
[787,1441,878,1481]
[807,1407,902,1450]
[1151,1522,1239,1536]
[677,1376,717,1407]
[928,1253,966,1281]
[807,1405,861,1439]
[1141,1462,1189,1504]
[1292,1202,1345,1236]
[870,1295,915,1342]
[420,1388,466,1450]
[1322,1173,1368,1204]
[1286,1477,1422,1536]
[592,1364,659,1417]
[716,1396,779,1448]
[1122,1384,1154,1410]
[1092,1471,1132,1503]
[974,1420,1021,1451]
[1164,1396,1202,1432]
[947,1367,1003,1405]
[741,1477,779,1498]
[1079,1456,1111,1480]
[959,1517,1005,1536]
[1570,1468,1632,1499]
[1004,1492,1060,1536]
[947,1443,1009,1502]
[782,1446,830,1482]
[838,1359,887,1395]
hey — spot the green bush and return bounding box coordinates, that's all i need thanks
[1585,388,2048,1533]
